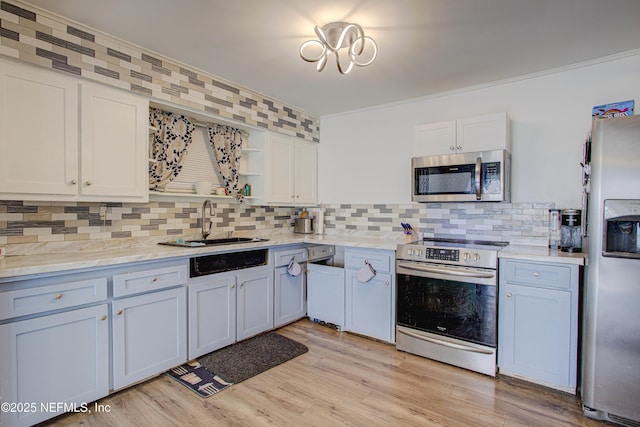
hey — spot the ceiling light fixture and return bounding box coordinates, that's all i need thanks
[299,22,377,75]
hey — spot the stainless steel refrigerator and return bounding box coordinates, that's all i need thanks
[582,114,640,425]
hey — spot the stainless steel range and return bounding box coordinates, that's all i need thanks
[396,238,508,376]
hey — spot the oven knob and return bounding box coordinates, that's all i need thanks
[463,252,470,261]
[407,249,413,256]
[419,249,424,256]
[473,253,480,261]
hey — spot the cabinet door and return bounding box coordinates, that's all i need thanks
[294,140,318,204]
[266,134,295,204]
[0,304,109,427]
[307,263,345,328]
[80,83,148,201]
[112,287,187,390]
[237,268,274,340]
[274,266,306,327]
[188,275,236,359]
[414,120,457,156]
[456,112,510,153]
[498,282,572,388]
[0,60,78,197]
[345,270,394,342]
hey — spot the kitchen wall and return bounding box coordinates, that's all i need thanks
[2,1,638,252]
[318,51,640,209]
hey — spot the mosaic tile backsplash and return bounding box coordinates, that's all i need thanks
[1,201,553,254]
[0,1,319,141]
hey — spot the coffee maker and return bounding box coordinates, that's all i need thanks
[560,209,582,253]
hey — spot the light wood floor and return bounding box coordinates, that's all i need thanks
[46,319,611,426]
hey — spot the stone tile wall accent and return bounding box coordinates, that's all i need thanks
[1,201,553,250]
[323,202,553,246]
[0,1,319,141]
[0,200,296,247]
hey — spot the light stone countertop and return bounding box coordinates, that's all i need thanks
[498,244,586,266]
[0,232,586,281]
[0,232,403,281]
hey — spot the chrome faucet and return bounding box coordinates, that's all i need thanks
[201,199,215,240]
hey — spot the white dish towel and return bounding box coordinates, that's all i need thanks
[356,260,376,283]
[287,257,302,277]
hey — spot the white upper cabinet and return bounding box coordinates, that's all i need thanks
[80,83,148,200]
[0,59,79,197]
[0,59,149,202]
[414,112,510,157]
[265,132,317,205]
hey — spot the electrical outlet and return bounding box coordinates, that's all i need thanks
[99,204,107,220]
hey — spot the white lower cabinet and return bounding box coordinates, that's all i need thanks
[274,265,306,327]
[306,263,345,328]
[344,248,396,343]
[498,259,579,393]
[273,246,308,328]
[0,304,110,427]
[237,268,274,341]
[188,266,274,359]
[188,273,237,360]
[345,270,394,342]
[111,287,187,390]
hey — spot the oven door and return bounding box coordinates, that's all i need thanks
[396,261,497,347]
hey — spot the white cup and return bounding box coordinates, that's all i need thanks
[194,181,212,195]
[215,187,227,195]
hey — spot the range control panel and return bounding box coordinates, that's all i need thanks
[425,248,459,262]
[397,243,499,269]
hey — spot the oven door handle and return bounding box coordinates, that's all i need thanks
[397,262,495,279]
[398,328,494,355]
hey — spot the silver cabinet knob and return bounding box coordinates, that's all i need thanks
[457,145,462,150]
[54,293,62,300]
[70,179,77,185]
[506,293,513,298]
[533,272,540,278]
[101,315,107,321]
[85,180,92,186]
[450,146,455,151]
[117,309,123,315]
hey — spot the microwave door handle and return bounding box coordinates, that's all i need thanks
[475,156,482,200]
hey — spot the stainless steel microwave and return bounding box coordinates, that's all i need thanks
[411,149,510,202]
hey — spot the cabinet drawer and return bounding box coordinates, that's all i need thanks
[500,260,572,290]
[345,249,392,273]
[0,278,107,320]
[273,247,308,267]
[113,263,188,298]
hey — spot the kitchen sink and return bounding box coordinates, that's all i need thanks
[159,237,269,248]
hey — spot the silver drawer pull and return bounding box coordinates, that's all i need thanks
[117,309,123,315]
[54,293,62,300]
[533,272,540,278]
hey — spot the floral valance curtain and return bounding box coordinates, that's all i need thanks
[206,124,244,202]
[149,108,195,190]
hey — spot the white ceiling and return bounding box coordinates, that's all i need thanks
[24,0,640,117]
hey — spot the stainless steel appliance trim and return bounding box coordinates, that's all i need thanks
[411,149,510,203]
[397,262,495,280]
[475,156,482,200]
[397,261,497,286]
[396,325,497,376]
[398,327,494,355]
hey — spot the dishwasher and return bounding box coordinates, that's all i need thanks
[306,245,345,330]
